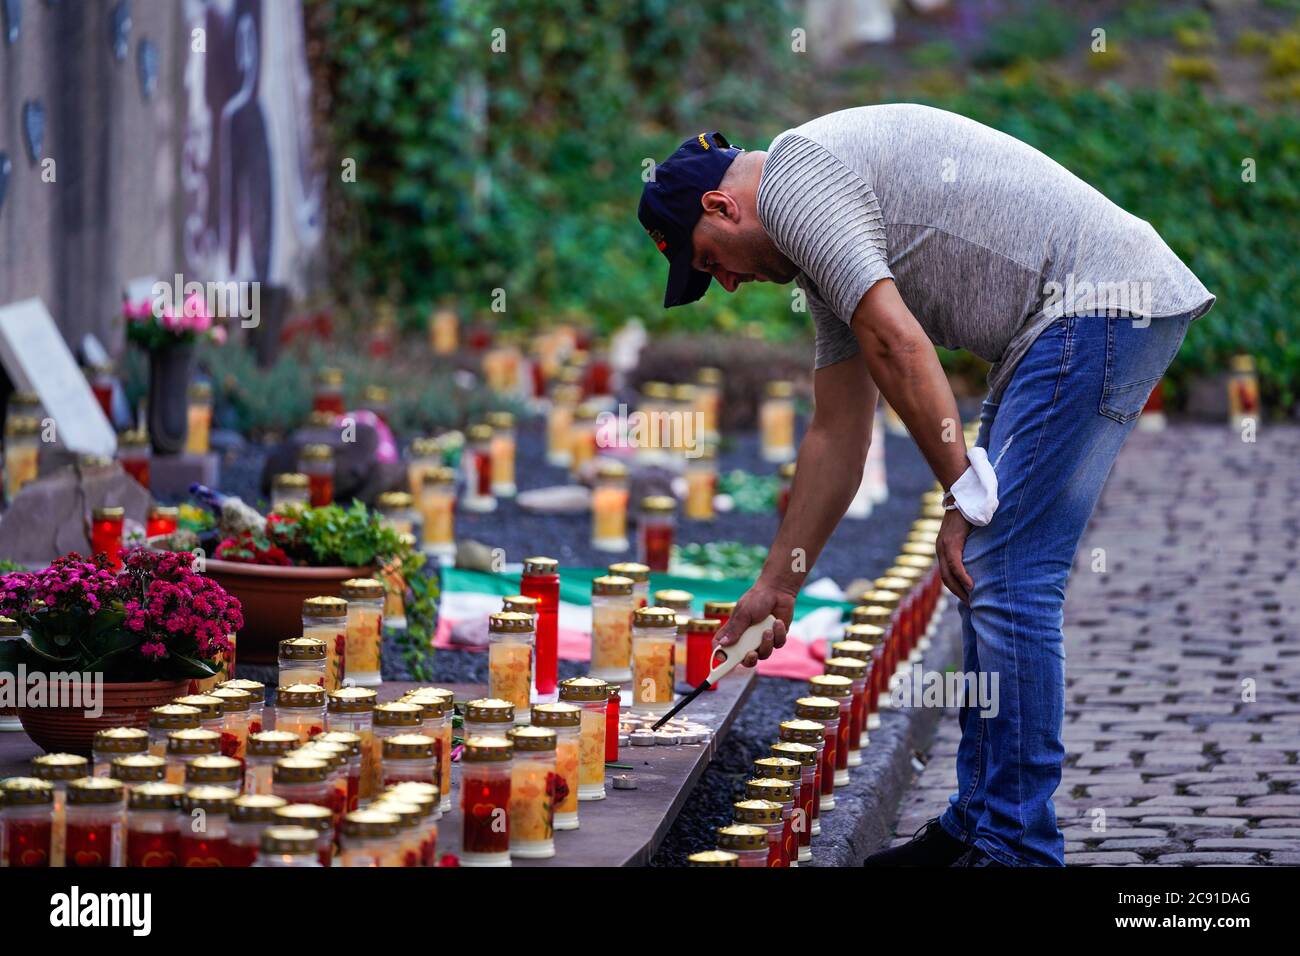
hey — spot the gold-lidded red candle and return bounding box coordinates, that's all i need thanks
[835,625,882,739]
[590,575,635,683]
[65,776,126,868]
[637,495,676,573]
[716,823,769,867]
[559,676,609,802]
[1,776,54,868]
[733,797,786,867]
[227,793,288,867]
[520,556,560,702]
[532,702,581,831]
[273,802,334,867]
[180,784,237,867]
[810,673,855,784]
[209,686,254,761]
[126,781,183,867]
[460,734,513,867]
[825,654,870,764]
[780,717,827,830]
[753,758,801,866]
[771,740,818,859]
[298,442,335,507]
[795,696,841,810]
[852,601,896,720]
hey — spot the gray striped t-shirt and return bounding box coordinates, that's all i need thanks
[755,104,1215,398]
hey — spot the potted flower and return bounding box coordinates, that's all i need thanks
[124,290,228,455]
[0,549,243,755]
[160,501,437,677]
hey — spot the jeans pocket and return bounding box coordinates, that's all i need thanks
[1099,315,1191,424]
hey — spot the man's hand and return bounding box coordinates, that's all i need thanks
[936,508,974,604]
[715,580,797,668]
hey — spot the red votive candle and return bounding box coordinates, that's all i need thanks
[179,786,236,866]
[685,617,721,689]
[796,697,840,811]
[637,496,676,573]
[146,505,178,538]
[90,506,125,570]
[521,556,560,700]
[1,777,54,867]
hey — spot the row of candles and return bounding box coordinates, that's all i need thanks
[689,487,955,867]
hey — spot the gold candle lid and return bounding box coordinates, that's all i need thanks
[745,777,796,803]
[831,638,877,661]
[149,704,202,731]
[876,575,915,593]
[771,740,819,766]
[703,600,737,617]
[592,574,635,596]
[302,596,347,618]
[607,561,649,583]
[531,702,581,728]
[716,824,768,851]
[342,809,399,840]
[688,849,738,867]
[753,756,801,782]
[733,798,783,825]
[110,754,167,783]
[373,701,423,727]
[300,442,334,462]
[216,679,266,704]
[809,674,853,699]
[92,726,149,753]
[185,785,239,813]
[127,781,185,811]
[382,734,437,760]
[508,726,557,752]
[686,617,720,633]
[824,656,868,680]
[186,755,243,785]
[895,552,933,570]
[502,594,539,614]
[795,696,841,721]
[173,694,224,720]
[273,803,332,832]
[0,776,54,805]
[273,757,329,785]
[489,611,534,634]
[275,684,326,709]
[696,367,723,386]
[900,541,935,560]
[640,495,676,514]
[376,491,414,511]
[558,676,608,703]
[316,731,363,757]
[209,687,252,712]
[778,718,825,744]
[328,686,378,713]
[633,605,678,629]
[653,588,694,611]
[67,776,125,805]
[844,618,887,639]
[261,825,320,856]
[522,556,558,575]
[247,730,300,758]
[272,472,310,490]
[461,735,514,762]
[166,728,221,756]
[765,380,794,398]
[402,692,452,719]
[232,794,290,823]
[340,578,385,600]
[371,798,421,830]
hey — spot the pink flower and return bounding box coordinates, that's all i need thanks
[209,325,228,346]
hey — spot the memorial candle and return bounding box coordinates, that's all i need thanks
[760,380,796,463]
[244,731,299,796]
[273,803,334,867]
[227,794,288,867]
[694,367,722,440]
[809,674,856,783]
[637,495,676,573]
[608,561,649,609]
[488,612,536,721]
[507,726,558,860]
[520,556,560,701]
[91,727,148,777]
[90,506,125,570]
[179,786,236,866]
[732,798,786,867]
[313,367,345,415]
[795,698,841,810]
[146,504,179,538]
[460,735,513,867]
[65,777,125,868]
[301,597,349,690]
[3,415,40,501]
[630,606,677,715]
[532,703,581,831]
[298,443,335,507]
[340,578,385,687]
[270,472,311,514]
[559,677,608,801]
[589,575,635,683]
[126,782,183,867]
[419,465,457,559]
[778,721,825,836]
[770,742,818,861]
[488,411,517,497]
[716,824,768,867]
[591,459,631,552]
[0,777,54,867]
[463,423,497,512]
[116,429,151,490]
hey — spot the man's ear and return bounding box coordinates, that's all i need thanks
[700,189,737,222]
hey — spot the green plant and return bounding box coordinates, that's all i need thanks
[395,555,439,682]
[672,541,770,580]
[1166,55,1220,83]
[972,5,1077,70]
[717,470,781,514]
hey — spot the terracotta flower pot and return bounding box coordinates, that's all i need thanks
[18,679,191,756]
[202,557,372,665]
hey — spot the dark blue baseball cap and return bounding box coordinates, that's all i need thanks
[638,131,743,308]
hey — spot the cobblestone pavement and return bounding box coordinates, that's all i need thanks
[890,424,1300,866]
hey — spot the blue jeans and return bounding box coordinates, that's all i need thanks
[937,312,1191,866]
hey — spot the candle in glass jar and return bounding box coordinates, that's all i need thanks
[245,731,299,796]
[589,575,634,683]
[685,617,721,689]
[760,380,796,463]
[507,726,557,859]
[371,797,424,867]
[274,684,328,744]
[186,381,213,455]
[487,411,517,497]
[301,596,348,690]
[0,617,21,731]
[298,443,335,507]
[568,402,600,477]
[65,777,126,868]
[313,367,345,415]
[326,688,377,803]
[418,465,457,559]
[209,687,254,761]
[703,599,736,632]
[384,781,440,866]
[770,742,818,861]
[226,793,288,867]
[694,367,722,440]
[688,850,738,867]
[271,472,311,514]
[381,734,437,791]
[605,684,621,763]
[630,606,677,715]
[488,612,536,722]
[90,506,125,570]
[371,702,424,803]
[125,781,183,867]
[520,557,560,702]
[273,803,334,867]
[147,704,201,758]
[254,824,324,867]
[116,428,151,490]
[832,629,881,745]
[795,697,841,810]
[376,491,420,542]
[146,504,179,539]
[559,677,608,801]
[278,636,328,689]
[31,753,88,867]
[460,735,513,867]
[186,754,244,795]
[317,730,365,813]
[547,383,581,467]
[88,365,114,418]
[430,302,459,354]
[732,798,786,867]
[716,824,768,867]
[0,777,54,867]
[179,785,237,866]
[110,754,167,787]
[637,496,676,573]
[531,703,581,831]
[608,561,649,609]
[3,415,41,501]
[810,674,856,783]
[684,445,717,520]
[338,809,398,867]
[462,698,515,741]
[591,459,630,552]
[753,758,802,866]
[462,423,497,512]
[402,691,453,812]
[778,720,825,836]
[340,578,385,687]
[823,657,869,766]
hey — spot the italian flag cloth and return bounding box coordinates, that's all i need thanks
[432,568,852,680]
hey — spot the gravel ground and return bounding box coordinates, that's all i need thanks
[222,412,941,864]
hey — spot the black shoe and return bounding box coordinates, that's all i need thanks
[953,846,1008,867]
[863,818,969,867]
